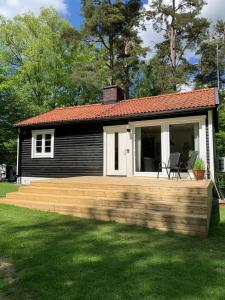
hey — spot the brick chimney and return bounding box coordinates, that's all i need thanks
[102,85,124,104]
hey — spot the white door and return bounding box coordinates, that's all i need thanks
[105,126,128,176]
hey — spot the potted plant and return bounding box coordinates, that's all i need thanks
[193,157,205,180]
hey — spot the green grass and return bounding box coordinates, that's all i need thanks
[0,184,225,299]
[0,182,18,198]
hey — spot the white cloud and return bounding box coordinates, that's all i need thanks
[140,0,225,52]
[0,0,68,18]
[201,0,225,22]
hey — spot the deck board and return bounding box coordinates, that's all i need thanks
[0,176,213,236]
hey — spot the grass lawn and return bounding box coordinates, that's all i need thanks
[0,184,225,299]
[0,182,18,198]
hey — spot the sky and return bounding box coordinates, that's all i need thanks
[0,0,224,63]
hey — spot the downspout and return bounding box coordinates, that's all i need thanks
[16,128,21,184]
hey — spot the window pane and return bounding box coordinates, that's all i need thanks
[115,132,119,170]
[45,140,51,147]
[45,146,51,153]
[135,126,161,172]
[36,134,42,141]
[44,134,52,153]
[36,134,42,153]
[170,123,199,166]
[36,146,42,153]
[45,134,51,141]
[36,140,42,147]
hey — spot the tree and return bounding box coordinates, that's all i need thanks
[195,19,225,89]
[0,8,106,163]
[71,45,109,104]
[81,0,147,98]
[0,8,82,113]
[147,0,209,91]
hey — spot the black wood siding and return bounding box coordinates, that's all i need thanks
[20,124,104,177]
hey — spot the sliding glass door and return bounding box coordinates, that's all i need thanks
[135,126,162,173]
[133,118,202,177]
[170,123,199,165]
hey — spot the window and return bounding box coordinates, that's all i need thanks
[32,129,54,158]
[170,123,199,165]
[135,126,161,172]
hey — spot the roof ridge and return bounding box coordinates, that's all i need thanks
[120,87,215,103]
[54,103,109,110]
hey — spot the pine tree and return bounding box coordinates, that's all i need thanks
[81,0,147,98]
[195,19,225,89]
[147,0,209,91]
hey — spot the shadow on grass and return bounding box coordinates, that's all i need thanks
[0,205,225,300]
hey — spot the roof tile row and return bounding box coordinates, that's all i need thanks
[15,88,217,127]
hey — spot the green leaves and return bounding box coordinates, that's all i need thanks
[146,0,209,92]
[82,0,147,98]
[0,8,106,164]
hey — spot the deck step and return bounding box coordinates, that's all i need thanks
[6,191,208,207]
[0,198,207,236]
[30,181,209,195]
[4,192,207,215]
[16,187,208,204]
[0,177,213,237]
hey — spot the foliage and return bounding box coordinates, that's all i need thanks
[131,61,157,98]
[0,203,225,299]
[193,157,205,170]
[195,19,225,88]
[216,131,225,157]
[71,45,108,104]
[0,8,106,163]
[146,0,209,92]
[216,172,225,188]
[81,0,147,98]
[215,91,225,157]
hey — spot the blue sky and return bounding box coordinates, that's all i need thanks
[62,0,149,29]
[65,0,82,28]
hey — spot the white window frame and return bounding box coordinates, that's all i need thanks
[129,115,207,177]
[31,129,55,158]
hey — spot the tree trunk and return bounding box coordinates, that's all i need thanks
[167,0,177,91]
[109,34,115,85]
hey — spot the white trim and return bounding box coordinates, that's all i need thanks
[103,131,107,176]
[208,110,215,180]
[31,129,55,158]
[103,124,129,133]
[126,128,133,176]
[129,115,206,127]
[19,177,53,185]
[161,124,170,176]
[103,125,129,176]
[16,129,20,180]
[199,118,207,169]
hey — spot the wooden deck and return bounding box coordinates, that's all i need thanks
[0,176,213,236]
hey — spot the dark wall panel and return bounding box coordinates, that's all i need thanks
[20,124,104,177]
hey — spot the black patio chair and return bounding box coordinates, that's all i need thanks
[179,151,199,179]
[157,152,181,179]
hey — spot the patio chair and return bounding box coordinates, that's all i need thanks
[179,151,199,179]
[157,152,181,179]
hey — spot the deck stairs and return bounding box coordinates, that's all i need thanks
[0,177,213,236]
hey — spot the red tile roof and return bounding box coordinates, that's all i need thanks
[15,88,217,127]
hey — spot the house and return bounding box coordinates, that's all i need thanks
[15,86,219,185]
[0,85,217,236]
